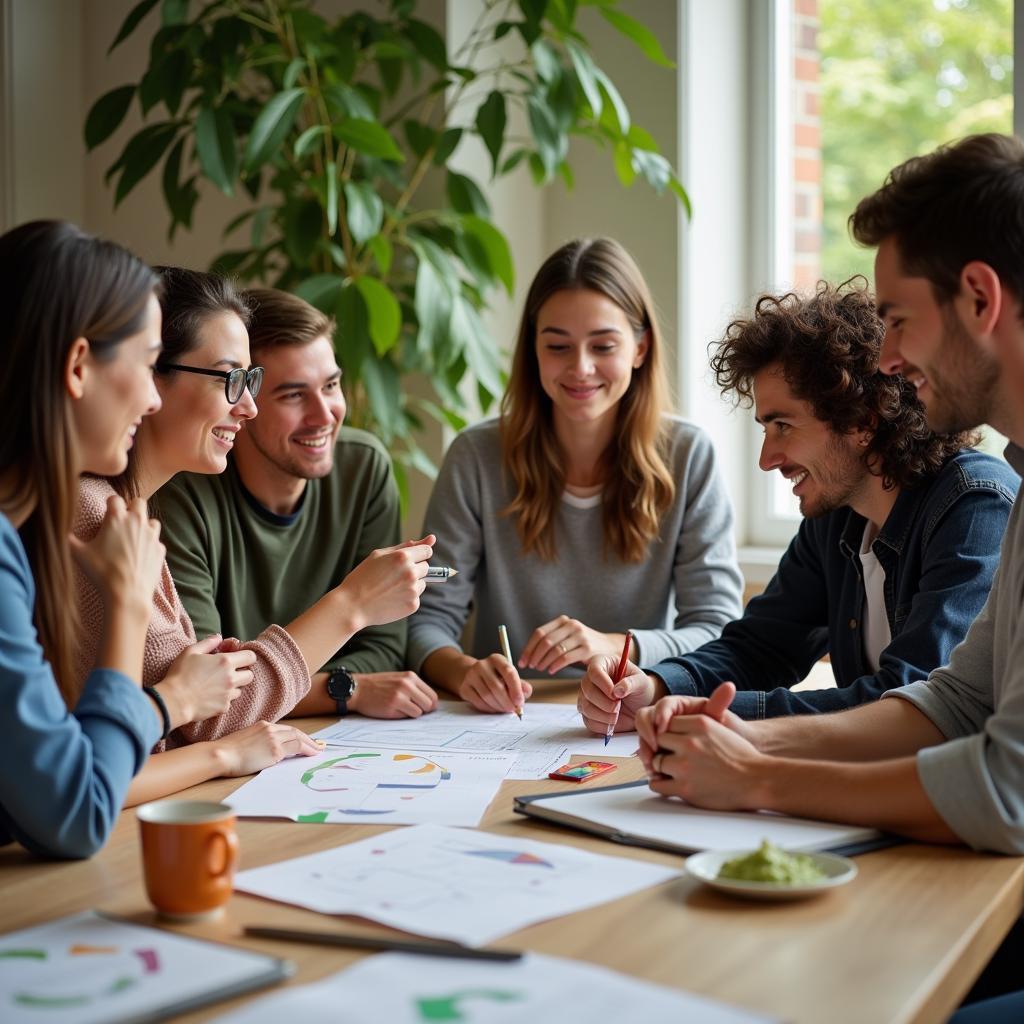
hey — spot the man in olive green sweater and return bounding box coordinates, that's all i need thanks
[158,288,438,721]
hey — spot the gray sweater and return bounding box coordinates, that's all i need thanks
[886,443,1024,854]
[407,418,743,676]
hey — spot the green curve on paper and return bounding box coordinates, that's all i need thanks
[15,993,92,1008]
[416,989,524,1021]
[300,752,381,785]
[297,811,329,823]
[0,949,46,959]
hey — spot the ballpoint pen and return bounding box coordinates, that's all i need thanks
[426,566,459,580]
[606,630,633,746]
[498,623,523,720]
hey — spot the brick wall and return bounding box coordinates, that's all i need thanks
[792,0,821,291]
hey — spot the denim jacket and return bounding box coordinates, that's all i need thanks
[648,449,1019,719]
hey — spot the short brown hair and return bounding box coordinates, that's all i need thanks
[242,288,334,354]
[711,279,979,490]
[850,133,1024,306]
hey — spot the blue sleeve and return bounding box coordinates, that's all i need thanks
[728,477,1016,719]
[648,522,829,703]
[0,524,159,859]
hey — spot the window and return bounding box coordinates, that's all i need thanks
[749,0,1014,546]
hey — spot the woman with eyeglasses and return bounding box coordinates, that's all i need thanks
[73,267,322,804]
[73,267,428,804]
[0,220,167,858]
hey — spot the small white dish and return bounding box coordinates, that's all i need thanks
[685,848,857,901]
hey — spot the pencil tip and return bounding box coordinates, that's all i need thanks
[603,734,610,746]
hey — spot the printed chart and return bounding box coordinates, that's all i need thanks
[0,911,284,1024]
[314,703,639,779]
[212,951,776,1023]
[226,747,515,827]
[234,823,678,945]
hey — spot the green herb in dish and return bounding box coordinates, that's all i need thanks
[718,840,827,884]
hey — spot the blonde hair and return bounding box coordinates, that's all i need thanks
[500,238,675,562]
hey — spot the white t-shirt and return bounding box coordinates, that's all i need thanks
[859,521,891,672]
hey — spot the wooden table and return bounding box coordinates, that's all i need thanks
[3,683,1023,1023]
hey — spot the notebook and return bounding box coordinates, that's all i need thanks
[515,780,892,855]
[0,910,292,1024]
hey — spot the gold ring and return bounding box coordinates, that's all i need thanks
[558,642,567,655]
[653,753,665,775]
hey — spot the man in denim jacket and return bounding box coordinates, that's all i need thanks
[580,279,1018,727]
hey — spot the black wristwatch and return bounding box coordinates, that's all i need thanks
[325,666,358,716]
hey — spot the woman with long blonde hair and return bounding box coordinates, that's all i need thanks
[409,238,742,712]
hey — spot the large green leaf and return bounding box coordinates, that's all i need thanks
[334,118,405,162]
[283,198,323,265]
[161,136,198,238]
[195,107,238,195]
[109,0,160,53]
[294,125,327,159]
[461,215,514,295]
[594,68,630,135]
[474,91,506,176]
[599,7,674,68]
[343,181,384,244]
[527,95,564,178]
[295,274,343,313]
[242,87,306,174]
[446,171,490,217]
[565,41,602,119]
[354,276,402,355]
[84,85,135,150]
[367,234,393,275]
[404,18,447,70]
[113,122,179,206]
[433,127,462,166]
[451,295,503,398]
[412,248,452,355]
[360,356,403,441]
[138,47,189,115]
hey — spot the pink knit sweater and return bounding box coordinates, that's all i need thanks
[73,477,311,750]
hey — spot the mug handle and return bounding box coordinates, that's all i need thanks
[205,828,239,878]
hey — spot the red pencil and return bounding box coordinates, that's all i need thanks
[605,630,633,746]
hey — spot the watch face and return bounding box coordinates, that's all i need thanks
[327,668,356,701]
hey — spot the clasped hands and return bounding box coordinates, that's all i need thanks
[580,657,767,811]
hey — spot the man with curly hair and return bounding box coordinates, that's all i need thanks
[598,133,1024,866]
[580,277,1017,728]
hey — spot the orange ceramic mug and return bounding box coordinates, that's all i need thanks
[137,800,239,920]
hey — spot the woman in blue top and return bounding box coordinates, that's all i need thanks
[0,220,167,858]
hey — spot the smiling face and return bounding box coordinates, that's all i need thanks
[874,237,1000,433]
[142,310,257,478]
[754,363,870,519]
[73,292,163,476]
[238,335,345,482]
[534,288,647,434]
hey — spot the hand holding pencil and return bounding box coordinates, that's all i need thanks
[576,635,661,738]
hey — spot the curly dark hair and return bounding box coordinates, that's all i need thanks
[710,279,980,490]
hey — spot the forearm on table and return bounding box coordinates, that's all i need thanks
[754,754,959,844]
[752,696,946,761]
[122,744,226,807]
[421,647,475,696]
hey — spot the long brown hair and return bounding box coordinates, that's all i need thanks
[0,221,157,702]
[500,238,675,562]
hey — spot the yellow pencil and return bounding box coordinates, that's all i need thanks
[497,624,523,720]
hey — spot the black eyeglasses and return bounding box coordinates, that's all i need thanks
[161,364,264,404]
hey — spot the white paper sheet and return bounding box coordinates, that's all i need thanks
[0,911,284,1024]
[314,702,638,779]
[225,747,516,827]
[234,823,678,945]
[214,951,776,1023]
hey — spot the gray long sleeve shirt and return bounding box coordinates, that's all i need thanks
[885,443,1024,854]
[407,418,743,676]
